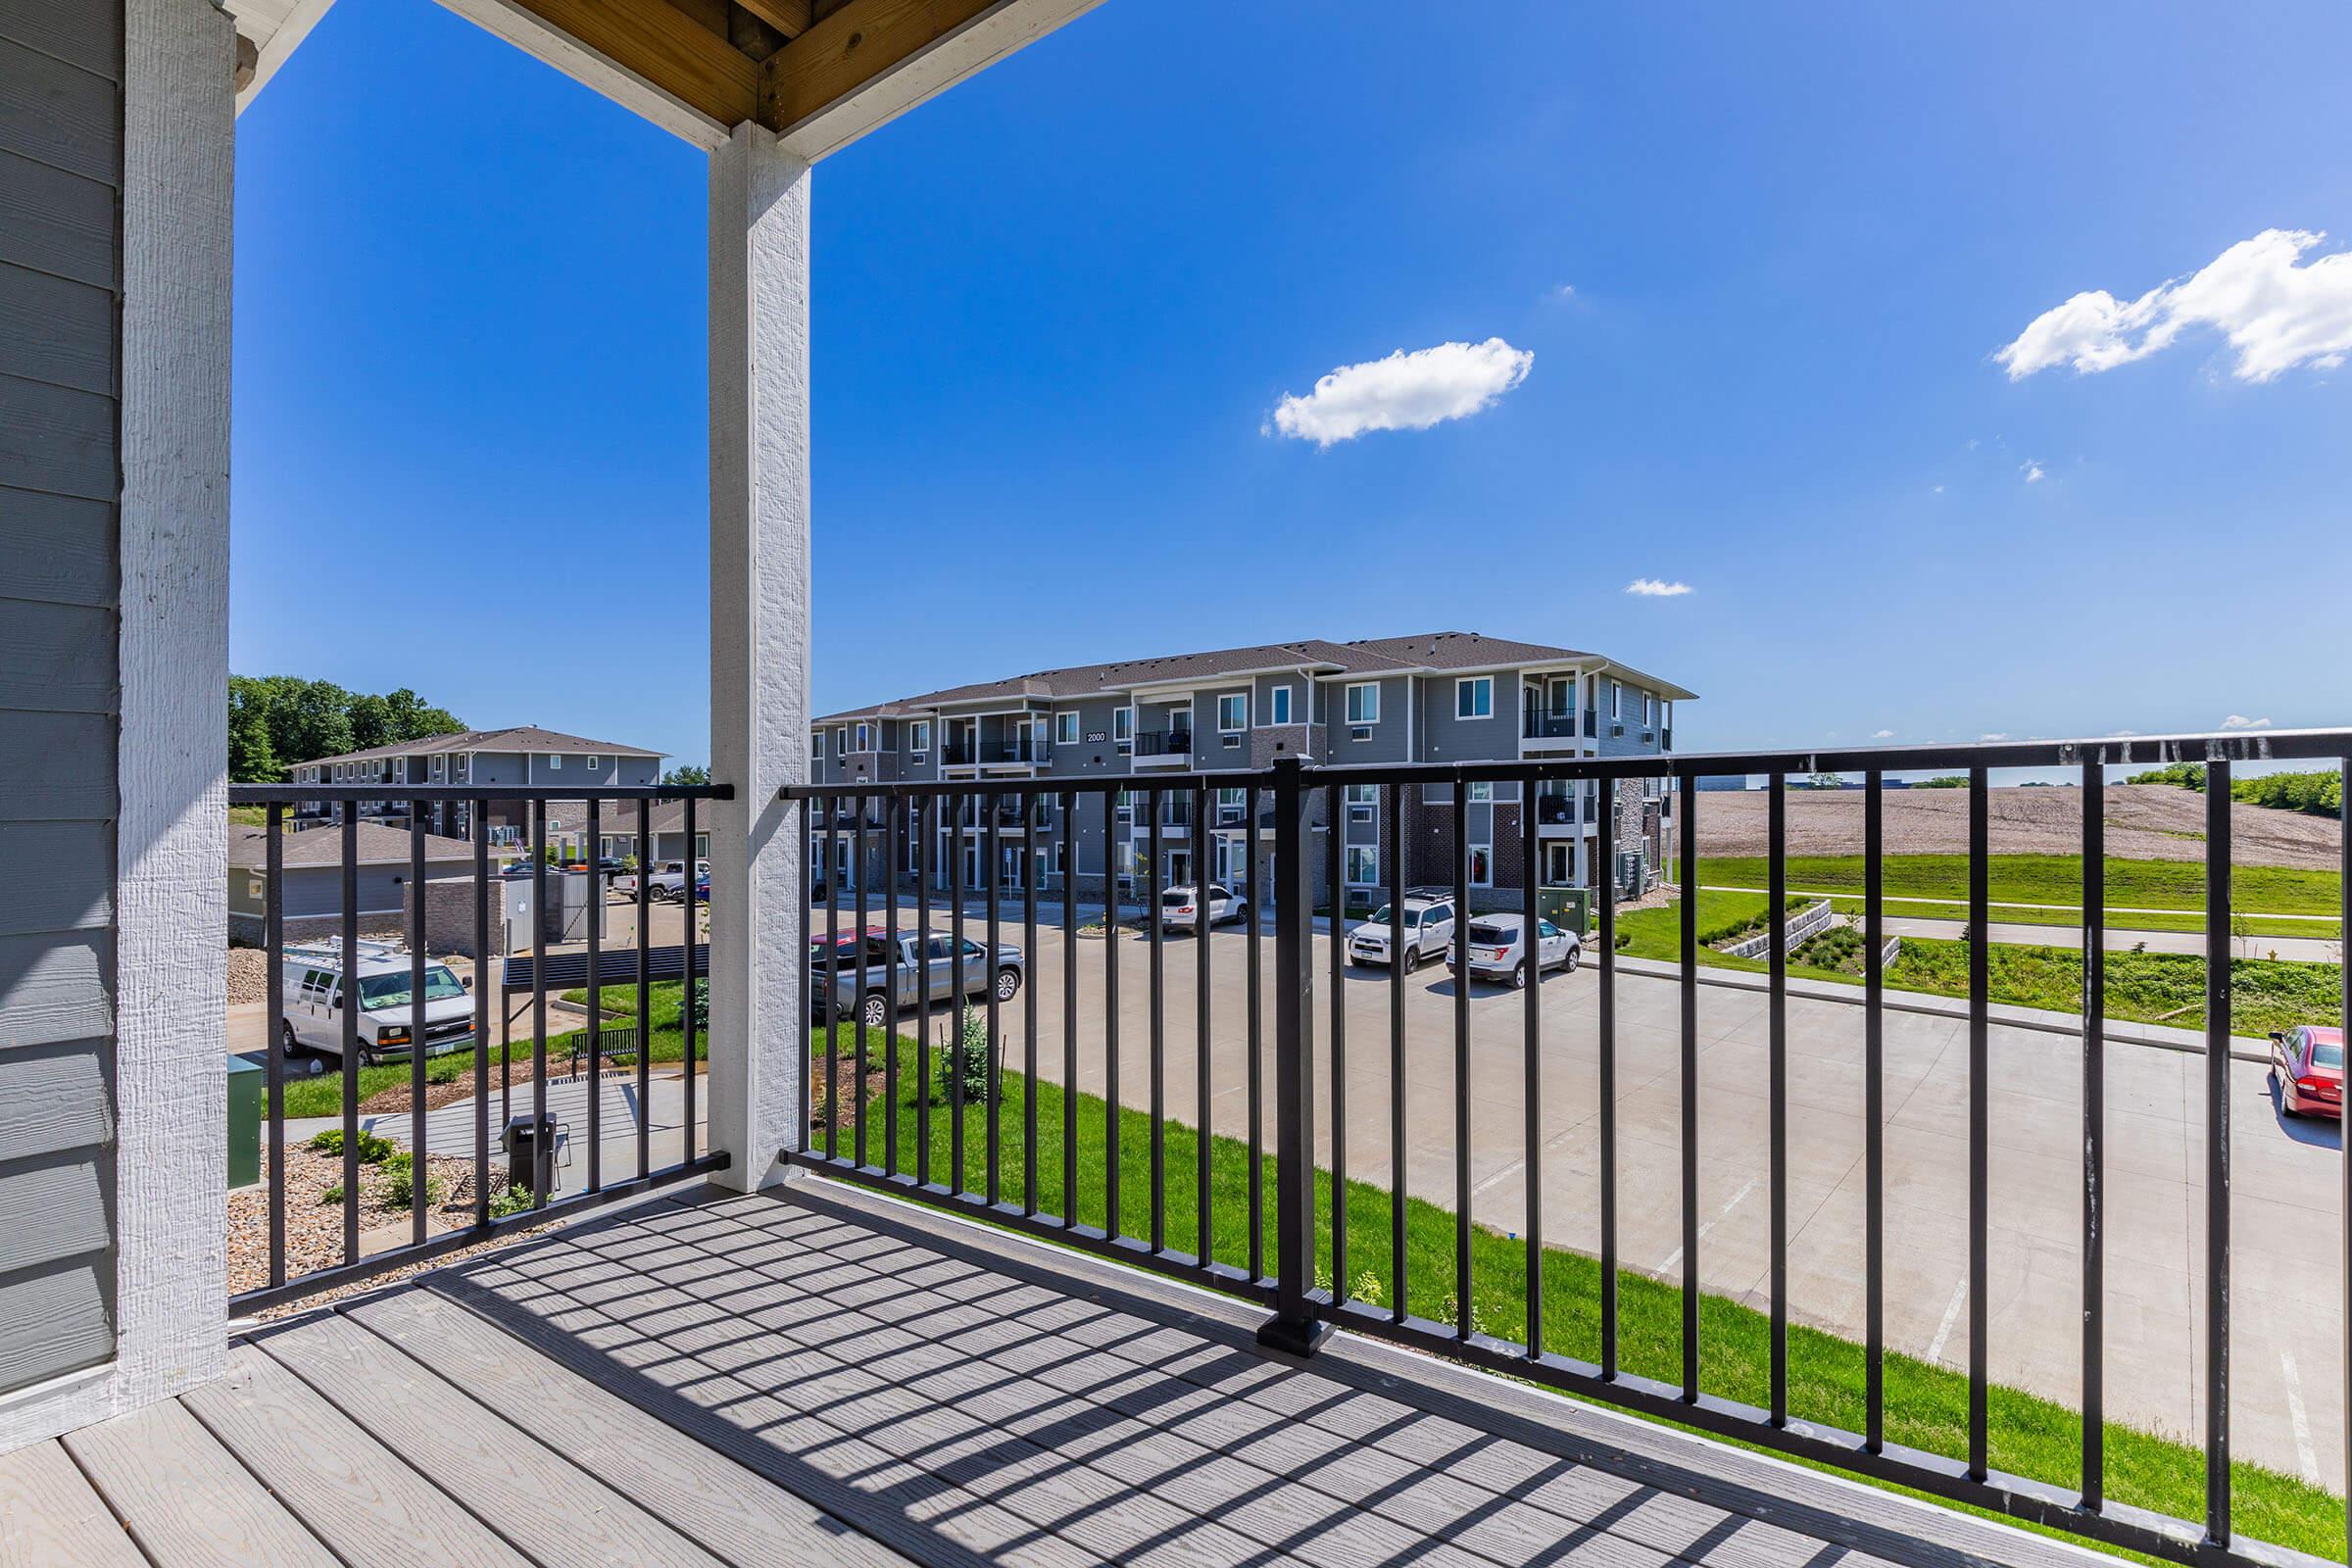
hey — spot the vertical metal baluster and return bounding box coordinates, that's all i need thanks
[1259,755,1320,1353]
[472,808,489,1225]
[1327,782,1346,1301]
[1389,781,1406,1325]
[2340,754,2350,1565]
[636,798,652,1181]
[915,796,932,1187]
[682,796,698,1165]
[1149,786,1165,1250]
[410,810,429,1244]
[583,799,601,1195]
[1453,779,1471,1342]
[1864,770,1884,1448]
[1105,786,1121,1237]
[949,790,964,1193]
[1598,770,1619,1376]
[986,789,1003,1205]
[1062,787,1078,1225]
[2205,757,2232,1546]
[1968,765,1989,1476]
[265,803,286,1288]
[1024,788,1040,1216]
[341,803,360,1262]
[1250,782,1265,1281]
[855,796,871,1170]
[824,795,841,1163]
[1522,771,1542,1359]
[530,799,549,1209]
[1768,771,1788,1425]
[2082,760,2105,1506]
[886,794,903,1178]
[1197,779,1213,1265]
[1680,773,1699,1401]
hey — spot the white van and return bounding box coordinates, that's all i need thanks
[278,938,476,1073]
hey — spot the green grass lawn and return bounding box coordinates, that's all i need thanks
[1618,891,2342,1037]
[812,1021,2343,1559]
[1699,855,2343,941]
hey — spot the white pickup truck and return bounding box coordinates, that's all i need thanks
[617,858,708,903]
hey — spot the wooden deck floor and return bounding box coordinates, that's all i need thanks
[0,1181,2111,1568]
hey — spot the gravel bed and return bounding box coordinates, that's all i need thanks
[227,945,270,1004]
[226,1143,489,1302]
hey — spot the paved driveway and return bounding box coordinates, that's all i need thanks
[851,899,2344,1486]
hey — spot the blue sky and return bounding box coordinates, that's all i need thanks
[229,0,2352,771]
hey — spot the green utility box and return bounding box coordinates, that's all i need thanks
[1539,887,1591,937]
[226,1055,262,1189]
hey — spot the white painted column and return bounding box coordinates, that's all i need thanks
[706,123,810,1192]
[114,0,235,1407]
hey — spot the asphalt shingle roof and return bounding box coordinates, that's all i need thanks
[299,726,663,769]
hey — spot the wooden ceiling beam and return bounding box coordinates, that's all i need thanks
[500,0,761,128]
[734,0,815,39]
[760,0,1000,130]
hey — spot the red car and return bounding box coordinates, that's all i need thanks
[2269,1025,2343,1119]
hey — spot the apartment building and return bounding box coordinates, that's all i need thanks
[808,633,1692,911]
[286,725,664,850]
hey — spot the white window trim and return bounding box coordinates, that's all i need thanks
[1263,684,1295,727]
[549,754,563,771]
[1468,780,1493,803]
[1455,676,1493,720]
[587,754,602,771]
[1113,705,1135,752]
[1217,692,1249,733]
[1549,674,1577,714]
[1610,680,1622,720]
[1055,711,1079,746]
[1345,846,1381,886]
[1345,784,1377,806]
[1468,843,1494,887]
[1344,682,1379,724]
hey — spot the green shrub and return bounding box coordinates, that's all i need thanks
[318,1183,343,1205]
[488,1184,534,1220]
[426,1058,462,1085]
[690,978,709,1033]
[308,1127,396,1163]
[380,1152,447,1209]
[938,1007,992,1103]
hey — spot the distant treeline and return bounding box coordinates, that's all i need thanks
[229,675,465,784]
[2127,762,2343,818]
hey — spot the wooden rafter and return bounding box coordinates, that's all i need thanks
[733,0,815,38]
[501,0,762,127]
[760,0,1000,130]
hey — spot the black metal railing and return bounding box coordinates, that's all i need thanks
[1522,710,1582,741]
[783,728,2352,1568]
[225,780,732,1314]
[1134,728,1192,758]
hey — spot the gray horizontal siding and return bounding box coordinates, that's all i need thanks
[0,0,115,1402]
[0,1254,112,1392]
[0,1041,113,1165]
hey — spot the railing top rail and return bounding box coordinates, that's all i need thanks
[229,782,735,804]
[782,726,2352,802]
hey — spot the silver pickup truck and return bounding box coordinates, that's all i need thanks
[810,927,1025,1028]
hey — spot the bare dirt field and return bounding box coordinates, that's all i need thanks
[1692,782,2341,868]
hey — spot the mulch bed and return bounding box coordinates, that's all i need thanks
[810,1049,894,1132]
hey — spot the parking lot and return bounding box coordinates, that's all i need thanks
[850,897,2343,1486]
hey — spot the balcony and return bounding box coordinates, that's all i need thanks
[1521,709,1585,750]
[1131,727,1193,765]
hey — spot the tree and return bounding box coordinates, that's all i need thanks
[1807,770,1843,792]
[226,693,282,783]
[227,674,466,782]
[662,763,710,787]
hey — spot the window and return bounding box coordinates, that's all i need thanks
[908,720,931,758]
[854,722,872,752]
[1266,685,1293,725]
[549,754,562,770]
[1549,674,1576,714]
[1218,787,1247,824]
[1610,680,1622,720]
[1345,784,1377,806]
[695,833,710,859]
[1468,845,1494,886]
[1113,707,1134,752]
[1466,781,1494,804]
[1661,701,1673,729]
[1217,693,1247,732]
[1055,711,1079,746]
[1346,846,1381,886]
[1455,677,1493,719]
[836,726,849,755]
[1642,692,1655,727]
[1345,683,1379,724]
[587,754,602,771]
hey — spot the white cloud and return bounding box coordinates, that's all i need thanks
[2021,461,2045,484]
[1269,338,1533,447]
[1997,228,2352,382]
[1872,729,1896,739]
[2220,713,2273,730]
[1932,484,1945,494]
[1625,578,1693,598]
[1550,282,1576,301]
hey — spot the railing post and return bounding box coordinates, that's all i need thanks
[1258,755,1331,1355]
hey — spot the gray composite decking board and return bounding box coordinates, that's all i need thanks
[0,151,114,292]
[0,261,113,396]
[0,820,112,936]
[346,1287,918,1568]
[572,1206,1691,1568]
[252,1313,735,1568]
[0,372,115,502]
[61,1396,341,1567]
[0,929,112,1049]
[178,1345,532,1568]
[0,0,121,81]
[0,35,117,186]
[0,489,115,609]
[0,1437,146,1568]
[0,598,115,714]
[0,1255,109,1390]
[0,1149,109,1276]
[774,1185,2089,1568]
[458,1220,1654,1568]
[0,1038,112,1165]
[0,710,118,820]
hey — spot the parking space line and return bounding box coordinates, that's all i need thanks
[1654,1177,1756,1278]
[2279,1349,2321,1483]
[1926,1276,1968,1365]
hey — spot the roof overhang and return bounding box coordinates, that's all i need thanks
[231,0,1105,156]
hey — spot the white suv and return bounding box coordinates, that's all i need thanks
[279,938,476,1073]
[1161,883,1252,932]
[1346,898,1456,970]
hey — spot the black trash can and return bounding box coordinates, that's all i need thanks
[501,1111,557,1198]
